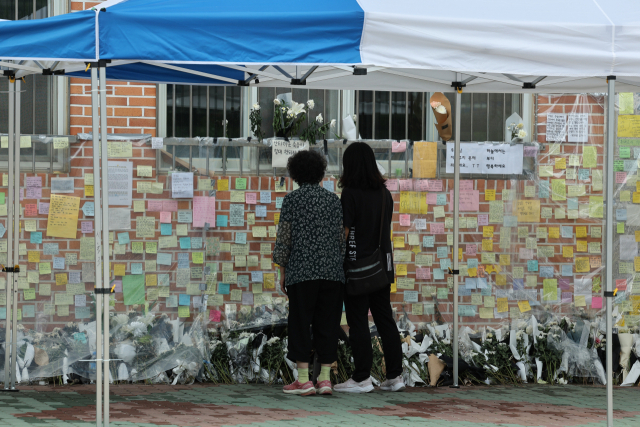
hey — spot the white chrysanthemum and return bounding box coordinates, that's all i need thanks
[266,337,280,345]
[526,326,533,335]
[435,105,447,114]
[316,114,323,124]
[307,100,315,110]
[518,129,527,138]
[252,104,260,111]
[517,123,524,129]
[130,321,147,338]
[114,314,129,326]
[274,99,281,105]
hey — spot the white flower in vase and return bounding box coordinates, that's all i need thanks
[307,100,315,110]
[518,129,527,138]
[316,114,323,124]
[330,119,337,127]
[274,99,281,105]
[289,101,305,117]
[252,104,260,110]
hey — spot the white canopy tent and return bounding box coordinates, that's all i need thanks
[1,1,638,425]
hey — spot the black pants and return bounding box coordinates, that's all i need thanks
[344,284,403,382]
[286,279,343,365]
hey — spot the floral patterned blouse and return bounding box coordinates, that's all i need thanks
[273,183,345,287]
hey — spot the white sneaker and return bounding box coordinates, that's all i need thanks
[379,376,406,392]
[334,378,374,393]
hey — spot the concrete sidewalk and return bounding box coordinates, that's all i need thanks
[1,383,639,427]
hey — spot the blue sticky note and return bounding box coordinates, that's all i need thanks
[440,259,451,270]
[423,236,435,248]
[30,232,42,244]
[561,226,573,238]
[75,307,91,319]
[118,232,130,245]
[276,197,284,209]
[82,202,95,217]
[465,278,477,290]
[467,259,478,269]
[527,260,538,272]
[617,209,627,221]
[477,278,488,289]
[216,215,228,227]
[251,271,263,282]
[561,264,573,277]
[540,266,554,278]
[237,275,249,287]
[22,305,35,318]
[157,253,172,266]
[322,181,335,192]
[180,237,191,249]
[481,287,492,296]
[235,233,247,244]
[43,243,58,255]
[218,283,230,295]
[191,237,203,249]
[178,253,189,268]
[578,169,590,180]
[567,198,578,210]
[179,294,191,306]
[538,181,549,198]
[437,246,448,259]
[0,308,5,320]
[503,216,518,227]
[53,257,65,270]
[458,288,471,296]
[260,191,272,204]
[458,305,477,317]
[0,223,5,238]
[436,194,447,205]
[255,205,267,217]
[161,223,172,236]
[131,263,143,275]
[433,268,445,280]
[513,279,524,290]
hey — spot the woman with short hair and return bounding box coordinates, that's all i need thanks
[334,142,405,393]
[273,149,345,396]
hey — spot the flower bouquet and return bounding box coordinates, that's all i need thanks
[508,122,527,143]
[272,98,311,139]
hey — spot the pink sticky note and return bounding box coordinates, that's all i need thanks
[519,248,533,260]
[616,279,627,291]
[148,200,163,211]
[193,196,216,228]
[399,214,410,227]
[478,214,489,226]
[245,193,257,204]
[81,221,93,233]
[25,204,37,217]
[416,267,431,280]
[26,188,41,198]
[19,189,23,201]
[399,180,413,191]
[26,177,42,188]
[430,223,444,234]
[392,141,406,153]
[163,200,178,212]
[615,172,627,184]
[427,180,443,192]
[210,309,222,322]
[426,193,437,205]
[38,203,49,215]
[523,146,538,157]
[415,180,429,192]
[385,179,399,191]
[113,280,122,292]
[460,180,474,190]
[591,296,603,309]
[160,212,171,223]
[449,190,479,211]
[466,244,477,256]
[561,292,572,303]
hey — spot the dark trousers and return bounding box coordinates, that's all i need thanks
[286,279,343,365]
[344,284,403,382]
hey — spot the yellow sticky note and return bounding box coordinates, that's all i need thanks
[55,273,67,286]
[192,252,204,264]
[483,226,494,238]
[467,268,477,277]
[562,246,573,258]
[393,236,405,248]
[178,306,190,318]
[114,264,126,276]
[496,274,507,286]
[499,255,510,266]
[482,239,493,252]
[518,300,531,313]
[635,257,640,272]
[575,295,586,307]
[621,191,631,202]
[618,115,640,137]
[618,222,625,234]
[484,190,496,201]
[497,297,508,313]
[555,158,566,169]
[137,165,153,177]
[549,227,560,239]
[84,185,94,197]
[274,213,280,225]
[146,274,157,287]
[576,257,590,273]
[28,251,40,263]
[577,240,588,252]
[20,136,32,148]
[396,264,407,276]
[576,226,587,238]
[217,179,229,191]
[633,192,640,204]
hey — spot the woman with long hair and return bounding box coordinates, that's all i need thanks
[334,142,405,393]
[273,150,345,396]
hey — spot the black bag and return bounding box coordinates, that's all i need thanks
[344,189,391,296]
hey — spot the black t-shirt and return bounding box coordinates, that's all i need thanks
[341,186,394,281]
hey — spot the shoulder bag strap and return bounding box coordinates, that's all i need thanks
[378,188,386,248]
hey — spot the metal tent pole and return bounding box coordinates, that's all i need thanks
[605,76,615,427]
[3,78,15,390]
[451,75,462,388]
[10,79,20,389]
[90,67,103,427]
[99,66,111,427]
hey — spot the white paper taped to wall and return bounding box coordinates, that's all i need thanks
[446,142,523,175]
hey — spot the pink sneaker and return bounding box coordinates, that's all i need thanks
[315,380,332,395]
[283,380,316,396]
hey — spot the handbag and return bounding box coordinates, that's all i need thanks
[344,189,391,296]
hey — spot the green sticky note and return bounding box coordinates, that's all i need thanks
[235,178,247,190]
[436,287,448,299]
[23,288,36,300]
[0,193,4,204]
[618,222,625,233]
[614,160,624,171]
[620,147,631,158]
[620,93,634,115]
[178,306,190,318]
[122,275,145,305]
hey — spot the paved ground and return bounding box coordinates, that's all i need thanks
[0,383,638,427]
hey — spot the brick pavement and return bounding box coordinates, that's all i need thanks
[1,383,639,427]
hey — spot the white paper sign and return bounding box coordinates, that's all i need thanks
[108,208,132,230]
[151,137,163,149]
[50,178,75,194]
[107,161,133,206]
[271,139,309,168]
[171,172,194,198]
[619,235,637,260]
[545,113,567,142]
[446,142,523,175]
[567,113,588,143]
